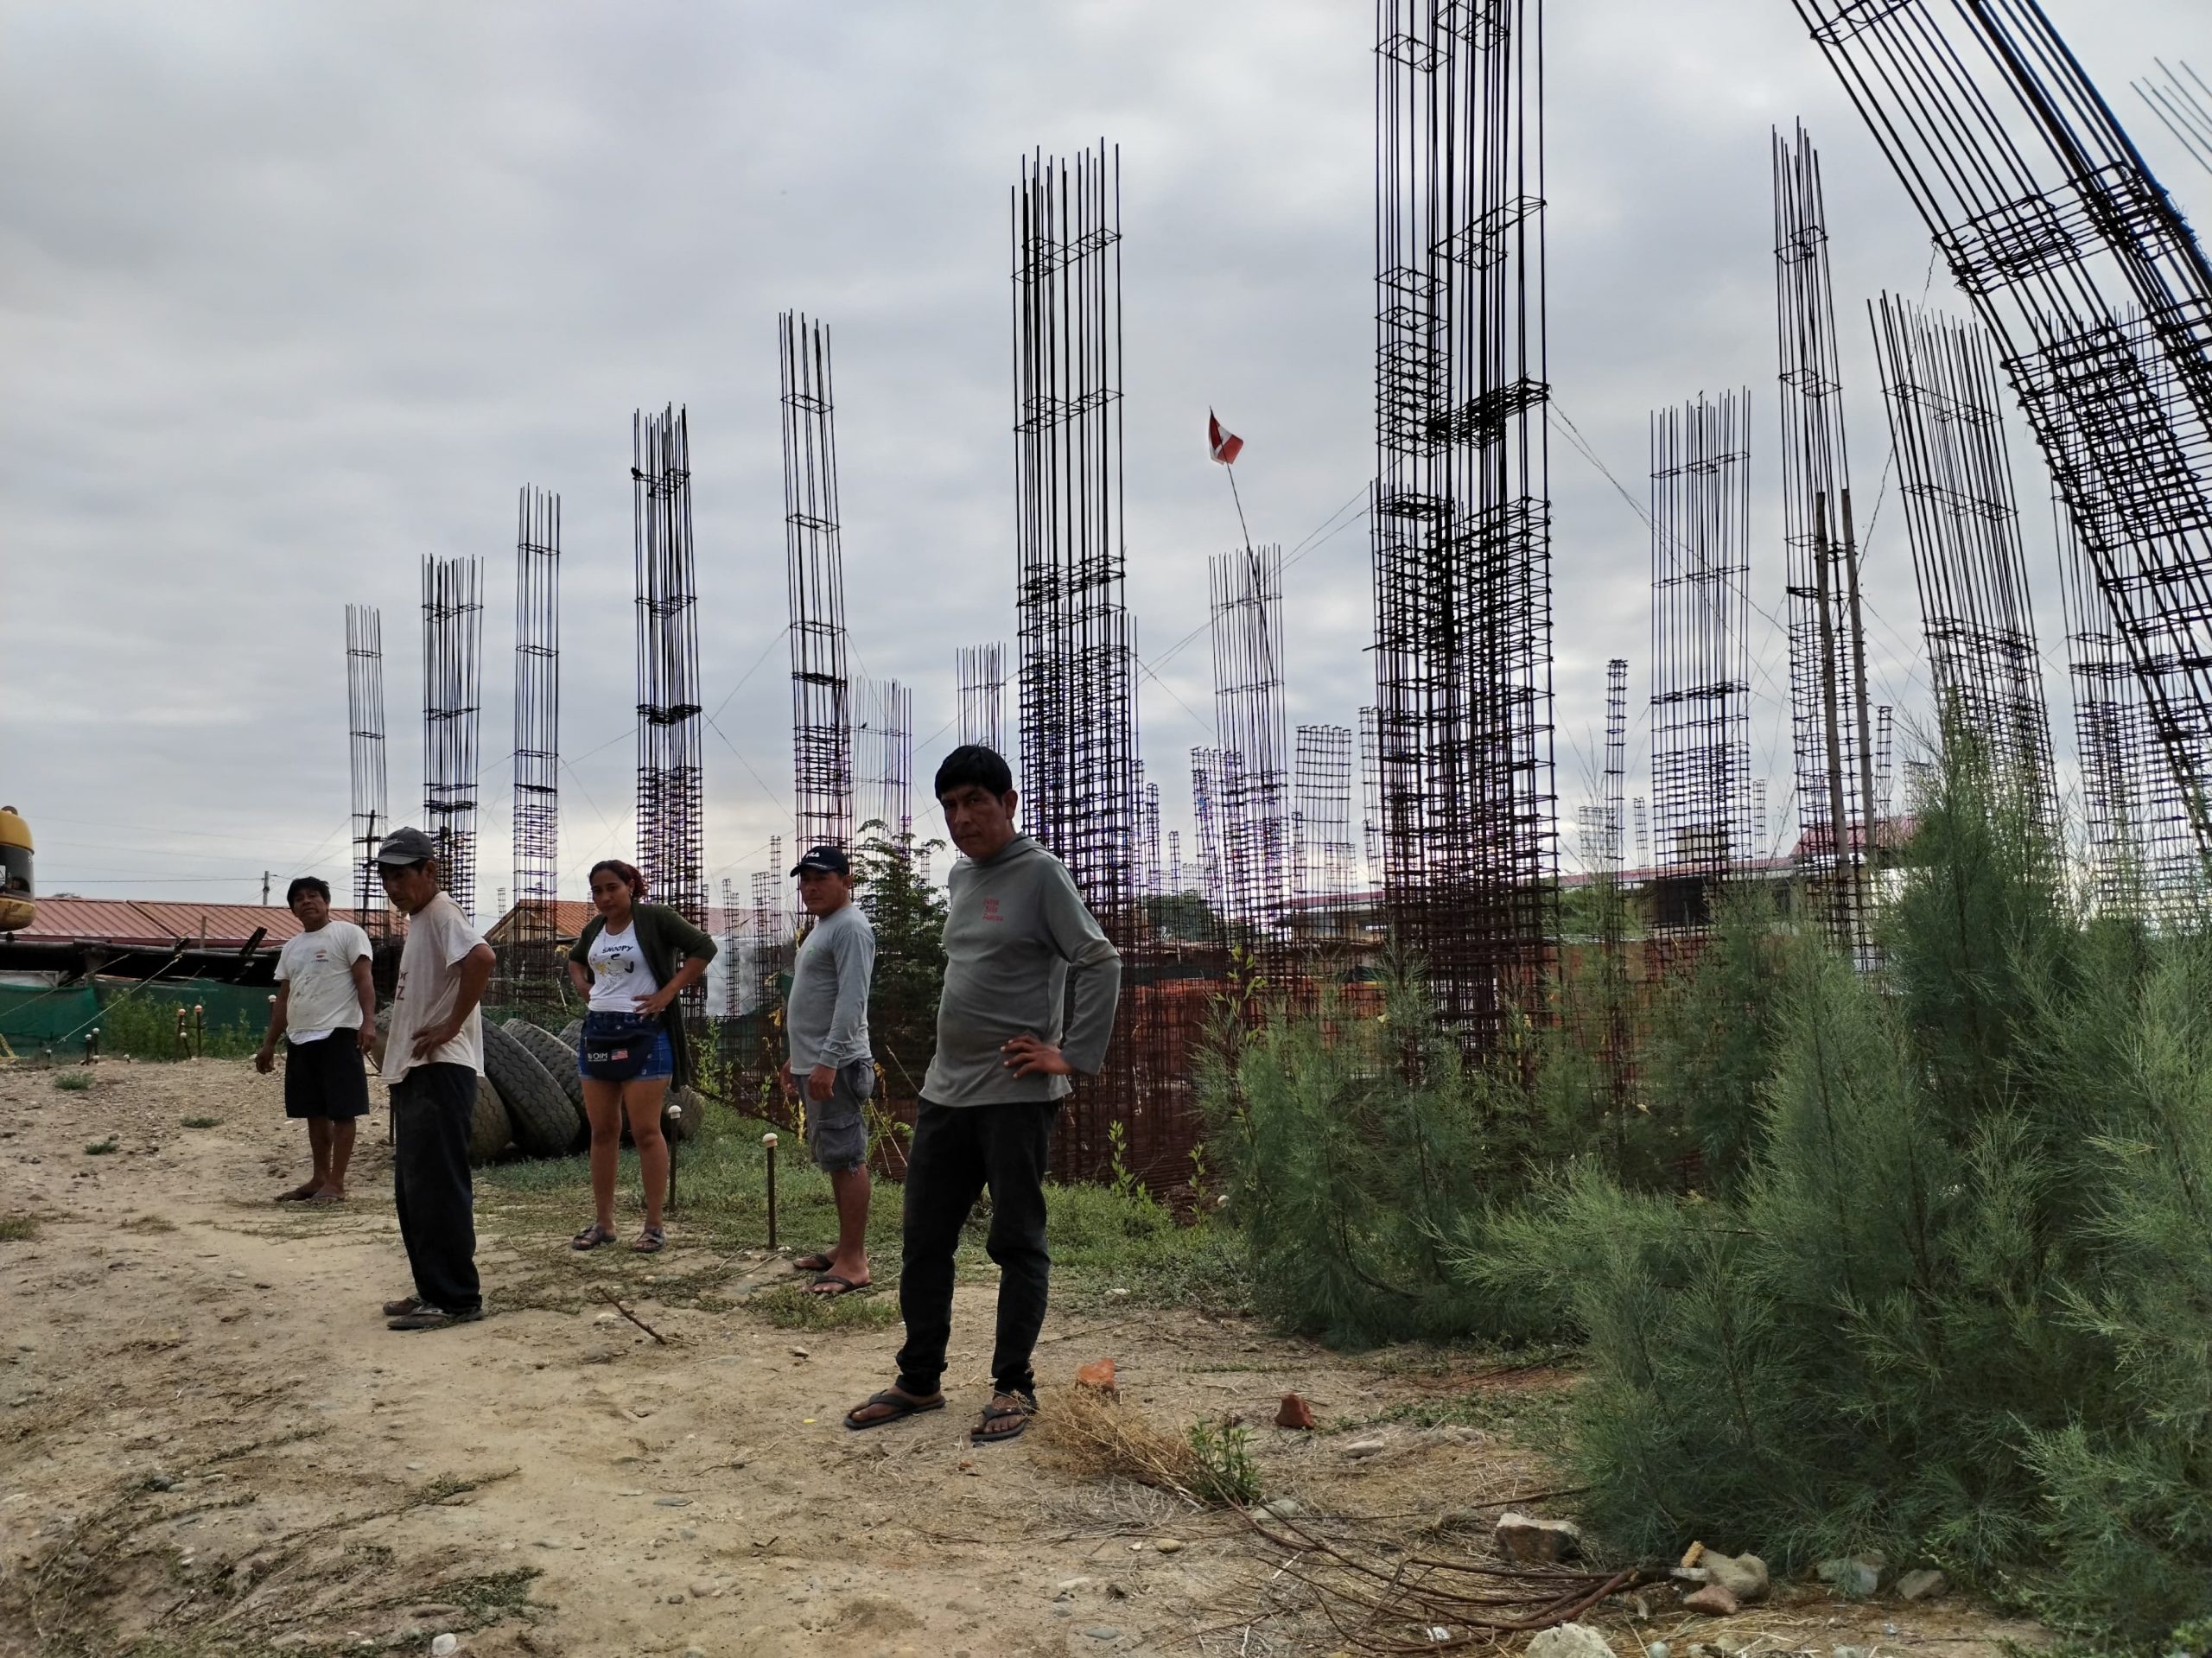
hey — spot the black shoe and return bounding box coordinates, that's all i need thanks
[381,1293,425,1318]
[387,1305,483,1331]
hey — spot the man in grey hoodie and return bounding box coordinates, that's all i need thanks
[843,744,1122,1445]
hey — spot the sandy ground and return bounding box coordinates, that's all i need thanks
[0,1057,2046,1658]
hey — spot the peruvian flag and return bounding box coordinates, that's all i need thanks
[1208,409,1244,466]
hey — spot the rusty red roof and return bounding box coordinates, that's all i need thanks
[6,899,402,950]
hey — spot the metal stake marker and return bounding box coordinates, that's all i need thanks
[762,1131,779,1251]
[664,1098,681,1213]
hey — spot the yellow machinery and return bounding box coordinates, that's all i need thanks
[0,805,33,932]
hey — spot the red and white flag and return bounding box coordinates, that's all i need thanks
[1208,409,1244,466]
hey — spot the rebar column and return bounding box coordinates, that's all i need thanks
[422,556,484,923]
[1870,298,2058,838]
[1790,0,2212,861]
[633,406,708,1021]
[1211,543,1289,971]
[345,606,389,935]
[779,314,855,854]
[1649,392,1751,947]
[1012,143,1146,1178]
[508,486,561,1018]
[1773,123,1873,950]
[1370,0,1557,1053]
[957,643,1007,754]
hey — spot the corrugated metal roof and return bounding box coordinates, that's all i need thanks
[8,899,404,950]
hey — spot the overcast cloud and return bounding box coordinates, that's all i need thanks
[3,0,2206,909]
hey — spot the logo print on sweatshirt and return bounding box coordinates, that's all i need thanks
[982,897,1003,922]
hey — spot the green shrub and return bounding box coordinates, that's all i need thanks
[1472,736,2212,1648]
[94,994,261,1061]
[1199,959,1557,1345]
[84,1138,118,1155]
[51,1070,93,1092]
[0,1215,37,1242]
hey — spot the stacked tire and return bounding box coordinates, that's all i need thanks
[480,1020,583,1158]
[506,1019,589,1151]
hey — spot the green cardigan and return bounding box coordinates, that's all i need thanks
[568,904,719,1089]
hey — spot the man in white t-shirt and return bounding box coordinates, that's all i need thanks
[254,876,375,1204]
[374,827,495,1332]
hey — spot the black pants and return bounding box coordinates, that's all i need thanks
[895,1098,1057,1400]
[390,1064,480,1314]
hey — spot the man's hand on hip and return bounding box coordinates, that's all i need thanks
[411,1020,462,1058]
[1001,1034,1072,1078]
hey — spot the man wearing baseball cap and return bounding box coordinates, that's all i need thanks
[374,827,496,1331]
[781,843,879,1296]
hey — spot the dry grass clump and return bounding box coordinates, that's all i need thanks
[1032,1385,1206,1496]
[1032,1384,1263,1506]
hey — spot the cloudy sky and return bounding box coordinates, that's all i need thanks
[3,0,2206,912]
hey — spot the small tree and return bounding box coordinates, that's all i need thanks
[851,818,947,1100]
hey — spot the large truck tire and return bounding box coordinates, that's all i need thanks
[506,1018,592,1153]
[507,1019,585,1113]
[556,1020,583,1048]
[480,1020,578,1158]
[469,1076,512,1165]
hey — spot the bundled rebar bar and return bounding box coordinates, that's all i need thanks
[507,486,561,1017]
[779,314,855,854]
[1370,0,1557,1053]
[632,405,708,1019]
[1774,123,1878,950]
[345,605,389,935]
[1871,298,2058,838]
[422,556,484,922]
[1649,393,1751,943]
[1791,0,2212,861]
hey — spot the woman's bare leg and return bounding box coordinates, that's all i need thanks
[582,1078,626,1232]
[621,1079,671,1233]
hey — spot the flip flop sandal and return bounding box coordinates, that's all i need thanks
[382,1293,425,1318]
[791,1250,835,1272]
[570,1224,614,1252]
[305,1192,346,1204]
[970,1399,1037,1446]
[806,1273,868,1297]
[843,1390,946,1432]
[630,1227,666,1254]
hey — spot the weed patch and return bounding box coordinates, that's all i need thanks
[1033,1386,1259,1507]
[84,1137,118,1155]
[52,1069,94,1092]
[747,1281,898,1331]
[180,1115,219,1129]
[0,1214,37,1242]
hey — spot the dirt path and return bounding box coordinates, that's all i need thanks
[0,1058,2042,1658]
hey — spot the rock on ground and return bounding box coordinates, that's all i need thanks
[1681,1583,1740,1616]
[1526,1623,1616,1658]
[1494,1509,1583,1565]
[1700,1548,1769,1604]
[1897,1566,1948,1600]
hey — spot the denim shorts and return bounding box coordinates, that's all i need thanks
[575,1023,674,1083]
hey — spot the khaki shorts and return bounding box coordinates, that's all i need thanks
[804,1058,875,1172]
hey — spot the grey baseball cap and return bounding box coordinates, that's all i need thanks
[375,826,438,866]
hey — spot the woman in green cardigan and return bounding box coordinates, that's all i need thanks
[564,860,717,1254]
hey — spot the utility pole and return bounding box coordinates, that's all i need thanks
[262,870,271,906]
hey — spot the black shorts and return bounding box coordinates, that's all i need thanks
[283,1033,372,1121]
